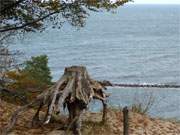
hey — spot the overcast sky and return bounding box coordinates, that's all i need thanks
[132,0,180,4]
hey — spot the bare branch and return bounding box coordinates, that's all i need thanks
[0,10,59,32]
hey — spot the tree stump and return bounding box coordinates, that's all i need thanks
[3,66,109,135]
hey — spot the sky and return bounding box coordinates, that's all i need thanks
[131,0,180,4]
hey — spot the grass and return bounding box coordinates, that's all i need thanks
[82,120,110,135]
[158,117,180,124]
[105,103,122,112]
[131,92,155,115]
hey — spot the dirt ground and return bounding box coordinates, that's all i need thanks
[0,100,180,135]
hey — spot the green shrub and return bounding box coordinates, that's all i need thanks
[6,55,52,94]
[23,55,52,87]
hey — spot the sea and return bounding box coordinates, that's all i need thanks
[11,4,180,119]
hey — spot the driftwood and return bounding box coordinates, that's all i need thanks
[2,66,109,135]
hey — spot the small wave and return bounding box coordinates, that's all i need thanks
[163,82,179,85]
[146,54,176,62]
[118,74,139,79]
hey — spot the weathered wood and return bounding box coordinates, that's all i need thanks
[102,100,107,123]
[44,75,67,124]
[31,101,44,127]
[2,100,40,135]
[123,106,129,135]
[66,101,83,135]
[3,66,108,135]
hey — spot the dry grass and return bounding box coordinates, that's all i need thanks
[1,100,180,135]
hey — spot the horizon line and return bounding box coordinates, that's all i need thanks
[126,3,180,5]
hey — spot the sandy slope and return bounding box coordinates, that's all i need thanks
[0,100,180,135]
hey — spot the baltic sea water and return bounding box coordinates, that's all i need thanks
[12,4,180,119]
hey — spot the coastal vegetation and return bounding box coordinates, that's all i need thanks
[0,0,179,135]
[7,55,52,91]
[1,99,180,135]
[1,55,52,103]
[1,64,180,135]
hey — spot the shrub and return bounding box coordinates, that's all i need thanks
[131,92,155,115]
[6,55,52,92]
[23,55,52,87]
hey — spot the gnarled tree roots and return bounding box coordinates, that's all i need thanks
[2,66,109,135]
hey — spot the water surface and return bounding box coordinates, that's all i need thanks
[12,5,180,119]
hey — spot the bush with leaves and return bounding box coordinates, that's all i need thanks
[23,55,52,87]
[6,55,52,92]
